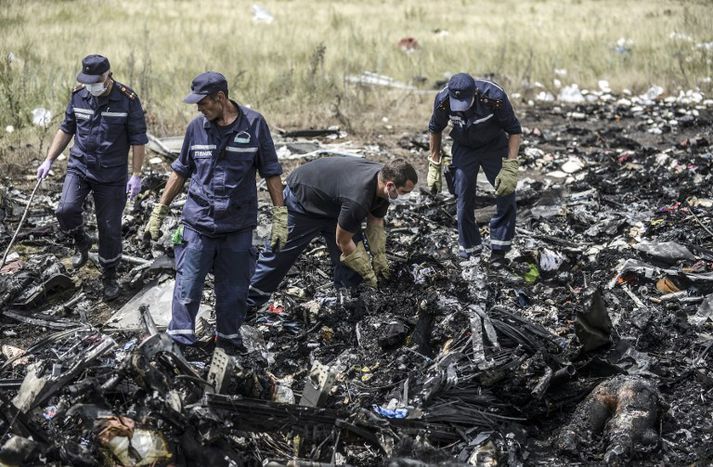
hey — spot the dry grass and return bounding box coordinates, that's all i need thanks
[0,0,711,169]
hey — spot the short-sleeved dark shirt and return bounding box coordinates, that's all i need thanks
[60,80,148,184]
[171,101,283,236]
[286,158,389,233]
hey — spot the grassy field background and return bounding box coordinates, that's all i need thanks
[0,0,711,172]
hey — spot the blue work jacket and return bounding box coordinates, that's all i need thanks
[171,102,283,236]
[428,79,522,150]
[60,80,148,184]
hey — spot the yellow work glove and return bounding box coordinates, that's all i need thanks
[340,242,378,288]
[426,157,443,194]
[365,222,389,279]
[145,203,169,240]
[494,158,519,197]
[270,205,289,250]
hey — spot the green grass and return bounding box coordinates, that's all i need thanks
[0,0,711,168]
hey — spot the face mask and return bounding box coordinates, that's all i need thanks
[85,81,107,96]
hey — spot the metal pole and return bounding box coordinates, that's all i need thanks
[1,177,43,268]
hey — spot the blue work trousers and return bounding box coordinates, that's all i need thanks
[55,170,126,271]
[247,188,362,309]
[167,227,256,346]
[452,142,516,256]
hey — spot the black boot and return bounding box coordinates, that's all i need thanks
[71,233,92,269]
[216,339,249,356]
[489,251,508,270]
[102,268,120,301]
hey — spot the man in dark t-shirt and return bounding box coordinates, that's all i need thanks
[246,157,418,310]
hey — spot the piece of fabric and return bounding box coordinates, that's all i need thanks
[170,101,282,236]
[285,157,389,233]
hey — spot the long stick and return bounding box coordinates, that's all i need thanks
[1,178,43,267]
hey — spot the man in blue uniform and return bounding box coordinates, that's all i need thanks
[36,54,148,300]
[246,157,417,311]
[427,72,522,267]
[144,71,287,355]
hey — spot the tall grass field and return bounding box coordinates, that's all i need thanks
[0,0,711,170]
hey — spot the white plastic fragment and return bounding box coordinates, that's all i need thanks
[558,84,585,103]
[561,157,585,174]
[540,248,566,272]
[31,107,52,128]
[251,4,274,23]
[640,85,665,104]
[536,91,556,102]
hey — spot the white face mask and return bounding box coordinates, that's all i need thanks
[85,81,107,96]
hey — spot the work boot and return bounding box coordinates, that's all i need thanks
[489,251,509,270]
[217,339,249,356]
[245,306,258,324]
[457,245,483,260]
[488,251,521,284]
[174,338,215,360]
[102,268,120,301]
[71,233,92,269]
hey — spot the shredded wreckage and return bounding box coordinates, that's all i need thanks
[1,89,713,466]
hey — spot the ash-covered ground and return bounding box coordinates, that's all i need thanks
[1,91,712,466]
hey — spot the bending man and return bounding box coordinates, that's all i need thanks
[247,157,417,310]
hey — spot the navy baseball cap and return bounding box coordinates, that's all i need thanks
[184,71,229,104]
[448,73,476,112]
[76,54,110,84]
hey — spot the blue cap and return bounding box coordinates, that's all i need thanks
[448,73,476,112]
[76,54,110,84]
[184,71,229,104]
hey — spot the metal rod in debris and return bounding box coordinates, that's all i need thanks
[1,178,43,268]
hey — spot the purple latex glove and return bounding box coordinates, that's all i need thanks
[126,175,142,200]
[36,159,53,180]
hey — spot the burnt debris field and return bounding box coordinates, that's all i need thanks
[1,91,713,466]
